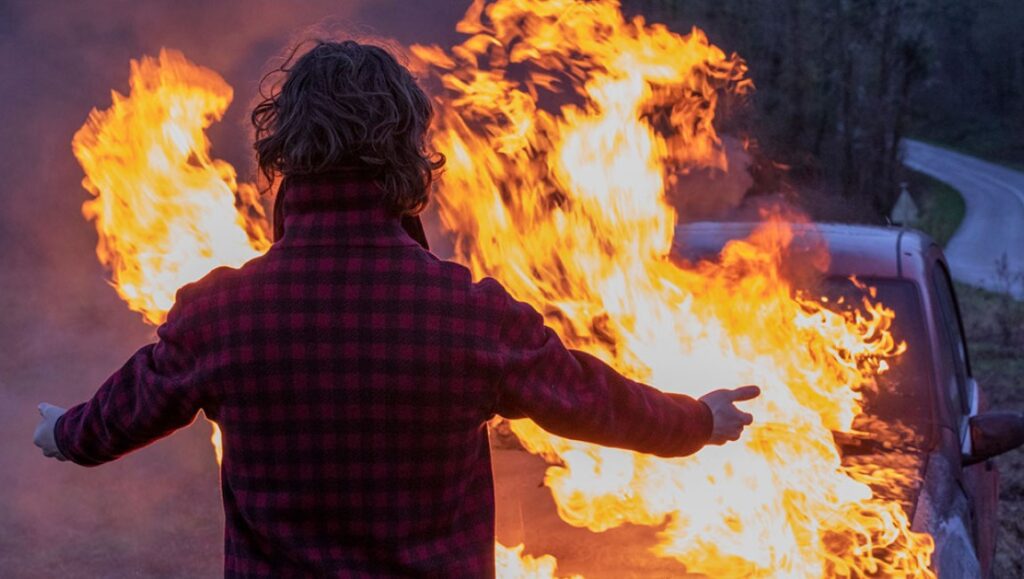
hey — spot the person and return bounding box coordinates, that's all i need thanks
[33,40,759,577]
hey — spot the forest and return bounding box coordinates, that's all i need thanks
[626,0,1024,221]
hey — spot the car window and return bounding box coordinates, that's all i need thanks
[932,264,970,416]
[811,277,933,449]
[929,287,963,421]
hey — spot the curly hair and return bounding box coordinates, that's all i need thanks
[252,40,445,216]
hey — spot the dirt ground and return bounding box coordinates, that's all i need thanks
[0,2,468,577]
[2,3,1021,575]
[957,284,1024,578]
[989,363,1024,579]
[2,219,1020,577]
[492,449,700,578]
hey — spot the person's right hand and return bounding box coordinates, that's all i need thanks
[699,385,760,445]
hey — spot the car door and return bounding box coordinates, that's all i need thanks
[931,262,999,575]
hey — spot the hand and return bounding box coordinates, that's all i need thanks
[699,385,760,445]
[33,403,68,461]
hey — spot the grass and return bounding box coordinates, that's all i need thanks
[911,116,1024,174]
[957,282,1024,355]
[955,282,1024,578]
[902,168,966,247]
[916,137,1024,175]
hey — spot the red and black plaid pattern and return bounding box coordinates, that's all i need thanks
[55,178,713,577]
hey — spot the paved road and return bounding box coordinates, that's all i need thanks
[903,139,1024,299]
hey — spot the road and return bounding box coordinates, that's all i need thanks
[903,139,1024,299]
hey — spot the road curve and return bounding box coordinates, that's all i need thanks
[903,139,1024,299]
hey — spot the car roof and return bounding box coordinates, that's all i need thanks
[672,222,938,280]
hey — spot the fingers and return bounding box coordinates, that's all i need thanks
[728,385,761,402]
[707,435,728,446]
[41,448,67,461]
[701,386,760,449]
[707,410,755,447]
[709,427,744,445]
[38,403,66,419]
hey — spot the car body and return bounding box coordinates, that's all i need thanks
[673,222,1024,578]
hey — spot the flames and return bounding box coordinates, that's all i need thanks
[71,0,934,576]
[71,49,270,462]
[72,49,270,325]
[413,0,933,576]
[497,543,580,579]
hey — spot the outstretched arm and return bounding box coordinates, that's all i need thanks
[488,280,758,458]
[33,292,209,466]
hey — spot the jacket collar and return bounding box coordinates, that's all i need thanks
[274,173,422,249]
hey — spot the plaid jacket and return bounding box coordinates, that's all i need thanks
[55,177,713,577]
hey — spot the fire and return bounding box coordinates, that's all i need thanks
[412,0,934,576]
[72,49,270,326]
[72,49,270,464]
[210,420,224,465]
[496,544,579,579]
[71,1,935,576]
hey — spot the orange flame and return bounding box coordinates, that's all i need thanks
[210,420,224,465]
[72,49,270,326]
[496,544,579,579]
[413,0,934,576]
[71,2,935,575]
[71,49,270,466]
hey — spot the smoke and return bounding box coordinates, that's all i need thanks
[669,136,755,223]
[0,2,760,572]
[0,1,466,575]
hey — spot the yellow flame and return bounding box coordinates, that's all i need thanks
[413,0,934,576]
[72,3,936,575]
[209,420,223,465]
[496,544,579,579]
[71,50,270,464]
[72,49,270,326]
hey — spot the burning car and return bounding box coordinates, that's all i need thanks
[72,0,1014,574]
[671,222,1024,578]
[494,222,1024,578]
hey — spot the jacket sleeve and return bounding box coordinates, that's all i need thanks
[488,280,713,458]
[54,290,208,466]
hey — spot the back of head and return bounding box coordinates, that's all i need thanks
[252,40,444,216]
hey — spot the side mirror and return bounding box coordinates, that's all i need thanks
[963,412,1024,466]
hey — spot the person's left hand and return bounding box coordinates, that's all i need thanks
[33,403,68,461]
